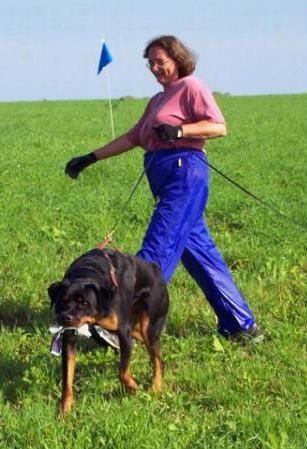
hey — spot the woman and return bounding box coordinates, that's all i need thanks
[65,35,263,342]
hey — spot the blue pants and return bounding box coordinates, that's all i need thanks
[137,149,255,336]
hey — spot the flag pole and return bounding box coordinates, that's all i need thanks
[98,39,115,140]
[105,66,115,140]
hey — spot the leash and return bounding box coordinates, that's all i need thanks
[205,159,307,231]
[97,150,306,251]
[97,154,157,250]
[95,160,156,286]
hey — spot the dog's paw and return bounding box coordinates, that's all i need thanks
[120,373,138,394]
[61,396,74,416]
[152,381,162,394]
[126,381,138,394]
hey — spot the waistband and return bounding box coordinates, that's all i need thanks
[144,148,207,165]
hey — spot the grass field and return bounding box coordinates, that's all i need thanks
[0,93,306,449]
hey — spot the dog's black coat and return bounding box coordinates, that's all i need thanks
[48,248,169,414]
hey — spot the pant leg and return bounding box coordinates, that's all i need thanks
[181,217,255,335]
[137,149,255,335]
[138,151,208,282]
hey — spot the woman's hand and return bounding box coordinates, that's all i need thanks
[65,153,97,179]
[153,124,183,142]
[154,120,227,143]
[65,134,136,180]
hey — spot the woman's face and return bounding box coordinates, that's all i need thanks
[147,46,179,87]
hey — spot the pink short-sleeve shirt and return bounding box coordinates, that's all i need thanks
[126,75,225,152]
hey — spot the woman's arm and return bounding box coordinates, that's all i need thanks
[65,133,136,179]
[93,133,136,160]
[154,120,227,143]
[181,120,227,139]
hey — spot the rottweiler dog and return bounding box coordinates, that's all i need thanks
[48,248,169,414]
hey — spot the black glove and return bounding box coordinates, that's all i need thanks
[154,123,183,142]
[65,152,97,179]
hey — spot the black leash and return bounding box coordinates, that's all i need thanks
[98,154,157,247]
[112,155,156,232]
[206,159,307,231]
[100,152,306,247]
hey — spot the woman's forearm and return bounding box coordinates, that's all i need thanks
[181,120,227,139]
[93,134,135,160]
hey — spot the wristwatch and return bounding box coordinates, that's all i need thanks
[177,126,183,139]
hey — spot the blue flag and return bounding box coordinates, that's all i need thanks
[97,42,113,75]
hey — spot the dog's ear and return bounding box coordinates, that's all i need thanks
[48,280,70,307]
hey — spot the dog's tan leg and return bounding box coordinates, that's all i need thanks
[118,330,138,394]
[131,326,145,342]
[61,331,77,415]
[140,314,163,394]
[120,368,138,394]
[150,341,163,394]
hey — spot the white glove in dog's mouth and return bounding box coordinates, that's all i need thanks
[49,322,120,355]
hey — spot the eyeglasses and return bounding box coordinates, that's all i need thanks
[146,59,169,69]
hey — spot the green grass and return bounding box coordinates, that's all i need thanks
[0,94,307,449]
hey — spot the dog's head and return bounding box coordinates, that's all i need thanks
[48,279,112,328]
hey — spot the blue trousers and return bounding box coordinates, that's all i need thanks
[137,149,255,336]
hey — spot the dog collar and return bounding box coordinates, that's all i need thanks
[104,253,119,287]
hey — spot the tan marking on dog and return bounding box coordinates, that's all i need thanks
[131,328,145,342]
[62,315,118,331]
[139,313,163,393]
[96,313,119,331]
[140,313,150,345]
[120,369,138,394]
[151,344,163,394]
[62,316,96,329]
[61,339,76,415]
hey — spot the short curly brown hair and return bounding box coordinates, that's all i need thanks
[143,35,197,78]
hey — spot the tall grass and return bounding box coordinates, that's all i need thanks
[0,94,306,449]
